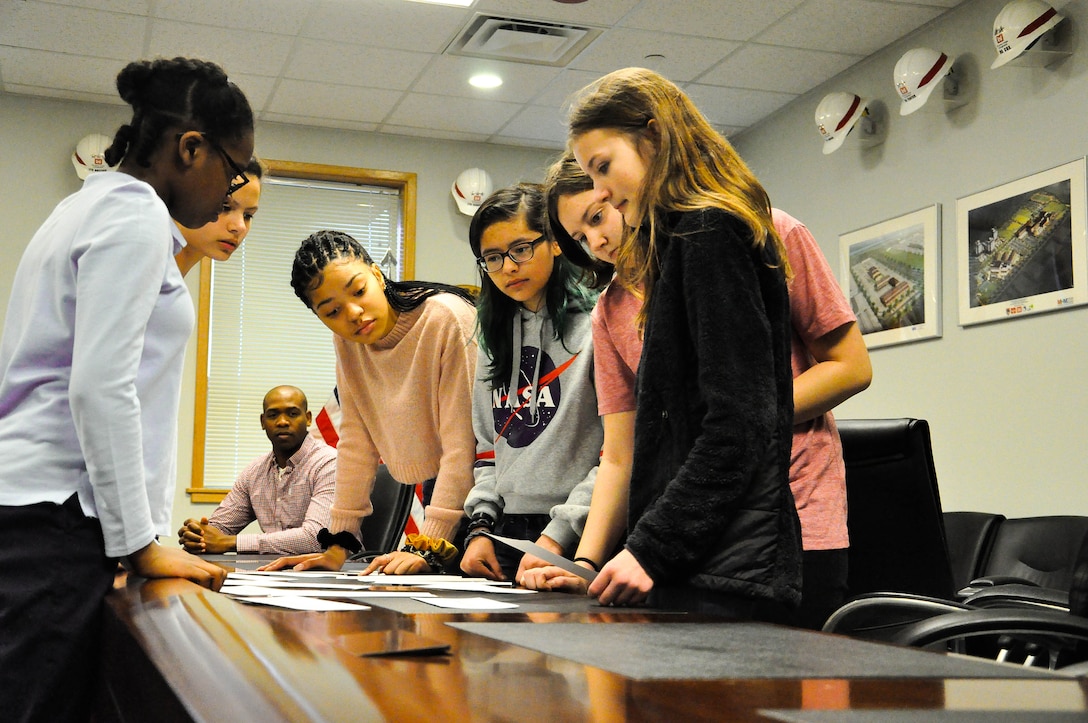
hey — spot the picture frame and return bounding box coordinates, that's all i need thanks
[839,205,942,349]
[956,158,1087,326]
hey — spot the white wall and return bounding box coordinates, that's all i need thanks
[0,92,555,532]
[732,0,1088,517]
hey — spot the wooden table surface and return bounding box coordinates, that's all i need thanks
[97,566,1088,722]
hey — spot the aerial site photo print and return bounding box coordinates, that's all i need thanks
[957,158,1087,326]
[840,205,942,349]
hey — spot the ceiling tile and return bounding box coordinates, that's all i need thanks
[261,114,378,134]
[228,73,277,114]
[153,0,313,35]
[267,79,403,124]
[0,47,122,96]
[757,0,944,55]
[570,27,740,82]
[531,68,607,110]
[496,104,567,145]
[146,19,293,78]
[303,0,469,53]
[620,0,807,42]
[385,92,522,135]
[286,38,431,91]
[0,2,145,60]
[684,83,797,128]
[699,44,863,94]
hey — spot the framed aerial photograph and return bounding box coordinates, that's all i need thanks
[957,158,1087,326]
[839,205,942,349]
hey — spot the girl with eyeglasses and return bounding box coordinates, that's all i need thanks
[460,183,603,582]
[0,56,253,720]
[260,230,477,576]
[560,67,802,618]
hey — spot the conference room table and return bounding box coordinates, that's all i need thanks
[97,556,1088,722]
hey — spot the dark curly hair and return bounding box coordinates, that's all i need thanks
[105,57,253,169]
[291,229,475,313]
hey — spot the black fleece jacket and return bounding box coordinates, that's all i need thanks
[625,207,802,608]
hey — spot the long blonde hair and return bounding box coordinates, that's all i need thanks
[567,67,790,327]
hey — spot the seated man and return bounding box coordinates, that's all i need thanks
[178,385,336,555]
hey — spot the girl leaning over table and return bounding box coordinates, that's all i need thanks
[261,230,477,575]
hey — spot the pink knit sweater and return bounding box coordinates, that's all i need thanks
[327,293,477,543]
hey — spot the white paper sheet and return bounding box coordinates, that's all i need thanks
[413,596,519,610]
[235,596,371,611]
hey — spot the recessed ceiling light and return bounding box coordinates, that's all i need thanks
[469,73,503,89]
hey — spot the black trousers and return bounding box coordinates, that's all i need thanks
[796,548,850,630]
[0,494,116,723]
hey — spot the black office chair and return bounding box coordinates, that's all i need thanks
[957,516,1088,599]
[943,511,1005,592]
[352,464,416,561]
[891,530,1088,674]
[837,418,954,601]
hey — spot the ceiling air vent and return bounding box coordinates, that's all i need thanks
[445,14,601,67]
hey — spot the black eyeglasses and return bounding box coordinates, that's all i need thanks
[205,136,250,195]
[477,237,547,273]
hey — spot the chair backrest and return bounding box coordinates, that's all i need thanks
[359,465,416,555]
[943,511,1005,591]
[837,418,955,600]
[979,516,1088,592]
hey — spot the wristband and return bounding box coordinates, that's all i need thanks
[317,528,362,554]
[573,557,600,572]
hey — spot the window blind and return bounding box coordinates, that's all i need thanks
[202,177,403,487]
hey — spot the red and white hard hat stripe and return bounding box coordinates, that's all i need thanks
[835,95,862,132]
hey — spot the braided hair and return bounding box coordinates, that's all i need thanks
[105,57,253,169]
[291,229,475,313]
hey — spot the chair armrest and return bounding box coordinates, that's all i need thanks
[965,584,1069,612]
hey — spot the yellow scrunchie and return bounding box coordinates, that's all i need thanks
[404,533,458,562]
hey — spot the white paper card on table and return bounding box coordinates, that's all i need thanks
[413,596,519,610]
[417,581,536,594]
[235,596,370,611]
[222,585,434,599]
[344,574,508,586]
[484,533,597,582]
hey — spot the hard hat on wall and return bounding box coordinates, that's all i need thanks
[71,133,115,179]
[991,0,1063,69]
[814,92,869,155]
[452,168,494,216]
[895,48,954,115]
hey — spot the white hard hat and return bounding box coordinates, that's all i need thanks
[815,92,869,155]
[894,48,954,116]
[72,133,115,179]
[452,168,494,216]
[991,0,1063,69]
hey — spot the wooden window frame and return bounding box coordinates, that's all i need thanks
[187,160,417,503]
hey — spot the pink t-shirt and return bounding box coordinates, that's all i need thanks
[778,208,855,551]
[591,282,642,416]
[590,210,855,550]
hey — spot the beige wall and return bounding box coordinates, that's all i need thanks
[733,0,1088,517]
[0,92,554,532]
